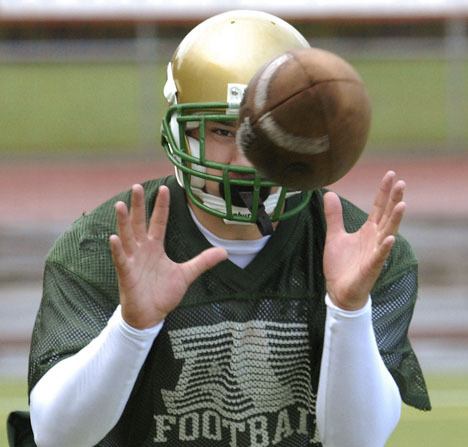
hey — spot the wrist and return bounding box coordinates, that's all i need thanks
[117,306,165,335]
[325,293,371,314]
[120,302,166,330]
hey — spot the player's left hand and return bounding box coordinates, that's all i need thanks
[323,171,406,310]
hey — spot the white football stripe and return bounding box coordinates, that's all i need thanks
[259,112,330,155]
[254,52,293,112]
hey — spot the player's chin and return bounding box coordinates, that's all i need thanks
[204,181,222,198]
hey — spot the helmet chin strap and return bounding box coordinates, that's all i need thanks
[192,186,295,237]
[191,185,302,235]
[219,183,273,236]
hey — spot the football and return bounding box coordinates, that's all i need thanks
[236,47,372,190]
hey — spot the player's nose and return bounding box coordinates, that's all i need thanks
[230,145,253,168]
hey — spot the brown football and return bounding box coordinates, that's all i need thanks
[236,47,371,190]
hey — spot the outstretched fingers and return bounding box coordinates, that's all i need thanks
[373,234,396,269]
[323,191,344,236]
[109,234,131,279]
[379,179,406,229]
[369,171,407,235]
[129,184,147,241]
[369,171,396,225]
[378,200,406,244]
[181,247,228,286]
[115,201,137,255]
[148,185,170,241]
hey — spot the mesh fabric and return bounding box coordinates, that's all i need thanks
[28,176,430,447]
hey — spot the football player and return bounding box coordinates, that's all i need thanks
[25,10,430,447]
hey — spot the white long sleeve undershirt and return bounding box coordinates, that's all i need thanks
[30,295,401,447]
[316,295,401,446]
[30,222,401,446]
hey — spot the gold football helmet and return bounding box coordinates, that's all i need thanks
[161,10,312,235]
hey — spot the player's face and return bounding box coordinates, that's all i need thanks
[187,121,254,198]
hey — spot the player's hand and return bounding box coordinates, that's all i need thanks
[109,184,228,329]
[323,171,406,311]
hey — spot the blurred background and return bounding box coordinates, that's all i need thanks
[0,1,467,446]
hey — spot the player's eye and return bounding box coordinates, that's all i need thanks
[213,127,235,138]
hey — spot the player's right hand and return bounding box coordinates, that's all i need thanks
[109,184,227,329]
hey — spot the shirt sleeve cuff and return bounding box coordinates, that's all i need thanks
[113,305,165,340]
[324,293,371,318]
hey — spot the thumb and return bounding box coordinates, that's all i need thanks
[181,247,228,285]
[323,191,344,235]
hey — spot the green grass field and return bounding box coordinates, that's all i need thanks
[1,59,467,157]
[1,374,467,446]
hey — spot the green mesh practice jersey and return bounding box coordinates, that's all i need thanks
[28,176,431,447]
